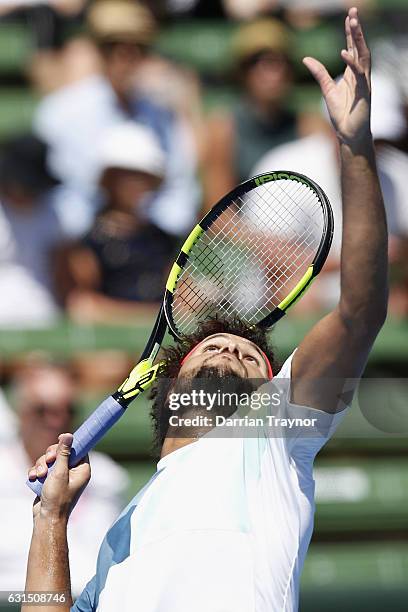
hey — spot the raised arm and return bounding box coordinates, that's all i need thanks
[290,7,388,412]
[23,434,91,612]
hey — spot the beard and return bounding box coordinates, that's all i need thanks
[167,365,260,421]
[151,364,265,446]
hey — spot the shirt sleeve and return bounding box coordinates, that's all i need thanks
[71,575,96,612]
[274,350,349,465]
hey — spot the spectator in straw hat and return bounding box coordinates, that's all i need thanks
[203,17,299,212]
[34,0,200,239]
[57,122,178,324]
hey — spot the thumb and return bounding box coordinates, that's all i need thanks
[303,57,334,97]
[54,433,73,476]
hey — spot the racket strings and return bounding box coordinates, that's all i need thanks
[172,180,324,334]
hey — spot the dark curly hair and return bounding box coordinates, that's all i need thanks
[149,316,279,455]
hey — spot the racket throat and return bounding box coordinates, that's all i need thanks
[114,355,163,406]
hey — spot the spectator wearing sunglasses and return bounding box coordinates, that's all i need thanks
[0,362,128,599]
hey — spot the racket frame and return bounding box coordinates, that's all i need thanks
[164,170,334,335]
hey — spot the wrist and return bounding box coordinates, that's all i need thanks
[34,508,69,527]
[337,130,374,155]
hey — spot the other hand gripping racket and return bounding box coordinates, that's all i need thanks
[27,171,333,495]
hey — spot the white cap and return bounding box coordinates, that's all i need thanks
[98,122,166,178]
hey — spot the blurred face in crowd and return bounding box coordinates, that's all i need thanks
[16,366,76,463]
[242,50,293,108]
[0,184,38,211]
[101,167,161,214]
[100,42,146,99]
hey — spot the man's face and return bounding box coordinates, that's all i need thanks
[178,333,270,381]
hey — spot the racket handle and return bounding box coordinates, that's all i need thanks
[26,396,125,497]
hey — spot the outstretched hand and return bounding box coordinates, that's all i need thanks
[303,7,371,145]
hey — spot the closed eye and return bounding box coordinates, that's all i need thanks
[203,345,220,352]
[244,354,259,364]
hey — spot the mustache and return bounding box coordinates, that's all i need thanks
[201,352,244,372]
[195,364,243,379]
[168,366,259,411]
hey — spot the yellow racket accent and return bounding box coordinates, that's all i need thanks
[181,224,204,255]
[278,265,314,311]
[166,263,182,293]
[118,359,163,400]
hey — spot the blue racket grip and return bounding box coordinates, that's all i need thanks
[26,395,125,497]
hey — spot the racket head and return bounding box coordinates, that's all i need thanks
[164,171,333,339]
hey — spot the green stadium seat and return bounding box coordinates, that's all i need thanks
[314,458,408,533]
[1,315,407,362]
[0,88,37,139]
[122,460,156,502]
[0,23,33,74]
[301,542,408,611]
[155,21,236,75]
[154,20,381,79]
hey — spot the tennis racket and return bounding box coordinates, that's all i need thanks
[27,170,333,496]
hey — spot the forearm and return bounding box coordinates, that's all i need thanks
[339,136,388,327]
[23,514,72,612]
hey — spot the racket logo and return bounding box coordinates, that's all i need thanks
[117,360,164,401]
[255,173,310,187]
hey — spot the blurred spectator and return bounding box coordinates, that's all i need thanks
[223,0,278,20]
[154,0,279,20]
[0,135,65,327]
[203,18,299,210]
[134,58,205,165]
[58,122,177,324]
[1,1,98,94]
[151,0,369,21]
[252,71,408,314]
[372,38,408,153]
[29,36,101,96]
[153,0,228,19]
[34,0,200,237]
[0,361,128,597]
[0,1,86,16]
[278,0,371,27]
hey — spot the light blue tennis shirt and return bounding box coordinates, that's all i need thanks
[72,352,347,612]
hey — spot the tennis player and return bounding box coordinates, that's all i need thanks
[24,8,387,612]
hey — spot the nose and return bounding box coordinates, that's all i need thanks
[220,342,241,360]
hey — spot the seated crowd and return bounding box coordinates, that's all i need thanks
[1,0,407,328]
[0,0,408,602]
